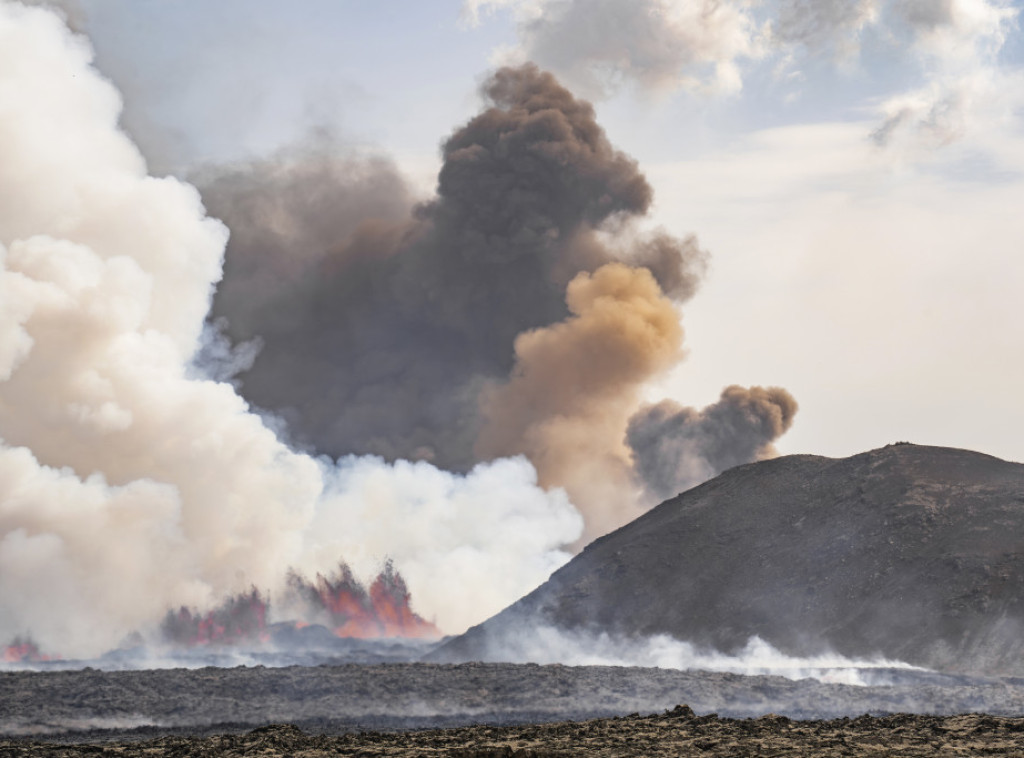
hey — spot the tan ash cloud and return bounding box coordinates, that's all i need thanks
[476,263,683,541]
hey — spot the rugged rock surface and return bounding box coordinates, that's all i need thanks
[8,709,1024,756]
[436,444,1024,675]
[5,662,1024,740]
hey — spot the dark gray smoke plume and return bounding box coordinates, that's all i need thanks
[201,64,705,471]
[627,386,799,502]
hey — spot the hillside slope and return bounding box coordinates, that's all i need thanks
[435,444,1024,675]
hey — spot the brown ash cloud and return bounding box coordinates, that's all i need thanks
[200,64,706,473]
[627,386,799,502]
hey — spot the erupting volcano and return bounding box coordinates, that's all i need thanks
[2,638,52,664]
[162,588,270,647]
[157,561,438,651]
[287,561,440,640]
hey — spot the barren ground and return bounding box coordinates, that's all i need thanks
[6,708,1024,756]
[4,662,1024,754]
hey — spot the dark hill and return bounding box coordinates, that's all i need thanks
[435,444,1024,675]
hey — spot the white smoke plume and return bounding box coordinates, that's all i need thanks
[452,625,919,686]
[0,1,582,658]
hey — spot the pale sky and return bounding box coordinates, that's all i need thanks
[66,0,1024,464]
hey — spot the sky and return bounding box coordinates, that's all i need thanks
[1,0,1023,656]
[60,0,1024,464]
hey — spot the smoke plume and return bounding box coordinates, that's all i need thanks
[0,2,581,658]
[627,386,799,502]
[0,1,801,660]
[200,64,706,480]
[476,263,685,540]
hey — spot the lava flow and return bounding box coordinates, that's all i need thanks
[289,560,440,640]
[161,587,269,647]
[159,561,439,649]
[3,637,53,663]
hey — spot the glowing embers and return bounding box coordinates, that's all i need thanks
[3,637,54,663]
[162,588,269,647]
[288,561,440,640]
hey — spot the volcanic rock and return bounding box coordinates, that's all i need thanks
[435,444,1024,675]
[10,710,1024,756]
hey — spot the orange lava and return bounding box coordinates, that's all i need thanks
[161,561,439,649]
[3,638,53,663]
[162,587,269,647]
[296,560,440,640]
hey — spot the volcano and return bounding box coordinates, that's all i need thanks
[435,444,1024,675]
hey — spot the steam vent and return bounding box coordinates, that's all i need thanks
[437,444,1024,675]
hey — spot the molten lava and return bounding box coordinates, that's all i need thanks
[161,587,269,646]
[160,561,438,649]
[291,560,440,639]
[3,637,52,663]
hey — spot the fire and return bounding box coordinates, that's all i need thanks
[161,587,269,647]
[160,560,439,649]
[290,560,440,640]
[3,637,53,663]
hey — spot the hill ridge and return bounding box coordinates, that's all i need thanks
[434,444,1024,675]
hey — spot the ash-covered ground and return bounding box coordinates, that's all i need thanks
[4,659,1024,744]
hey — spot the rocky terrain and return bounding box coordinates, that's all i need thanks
[436,444,1024,676]
[7,707,1024,756]
[5,662,1024,742]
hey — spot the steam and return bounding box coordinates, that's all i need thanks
[627,386,799,503]
[442,624,919,686]
[0,2,580,658]
[13,0,82,30]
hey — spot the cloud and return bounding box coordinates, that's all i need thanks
[871,0,1019,150]
[465,0,1020,150]
[772,0,880,57]
[469,0,765,97]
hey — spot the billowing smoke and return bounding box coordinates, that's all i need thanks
[0,2,581,658]
[12,0,82,29]
[199,146,415,348]
[627,386,799,502]
[200,64,705,482]
[0,1,799,661]
[476,264,685,540]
